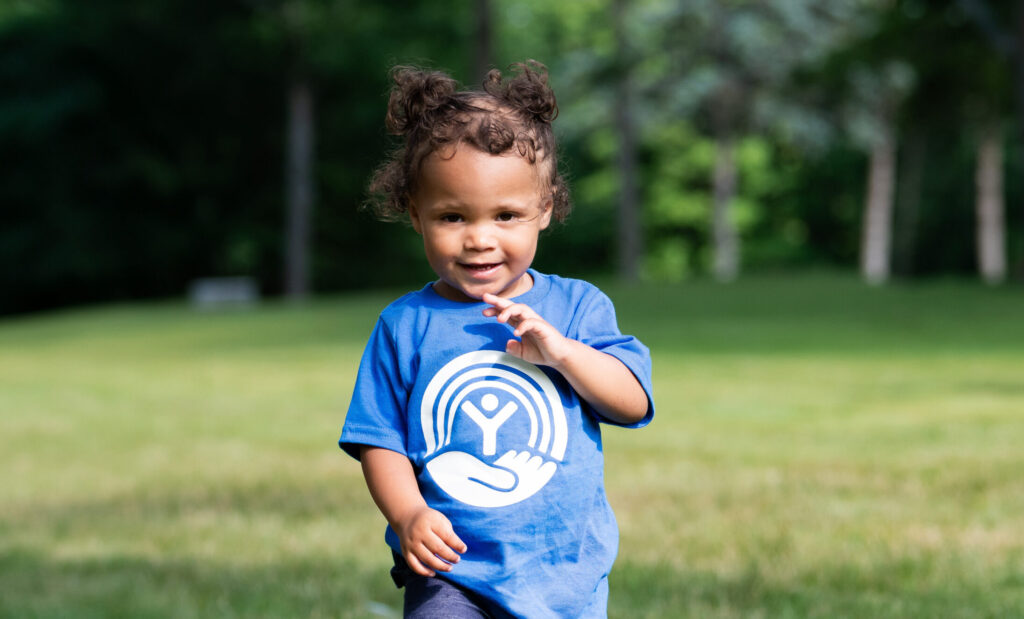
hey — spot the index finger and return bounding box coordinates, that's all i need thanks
[481,293,514,309]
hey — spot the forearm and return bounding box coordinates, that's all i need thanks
[553,339,649,425]
[360,446,466,576]
[360,446,427,527]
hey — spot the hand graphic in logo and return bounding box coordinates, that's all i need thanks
[420,351,568,508]
[425,449,557,508]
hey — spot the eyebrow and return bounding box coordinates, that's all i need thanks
[428,200,537,211]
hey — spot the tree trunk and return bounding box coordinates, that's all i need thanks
[473,0,492,86]
[893,130,926,277]
[613,0,641,281]
[975,124,1006,284]
[860,126,897,285]
[284,76,314,300]
[1015,1,1024,279]
[712,135,739,282]
[1017,1,1024,145]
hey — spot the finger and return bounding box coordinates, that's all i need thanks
[417,545,456,573]
[505,339,522,358]
[498,304,533,325]
[439,526,468,554]
[481,293,513,309]
[427,538,462,565]
[513,317,545,338]
[404,550,435,578]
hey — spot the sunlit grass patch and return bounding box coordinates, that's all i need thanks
[1,275,1022,617]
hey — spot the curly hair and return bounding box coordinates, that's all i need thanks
[367,60,571,222]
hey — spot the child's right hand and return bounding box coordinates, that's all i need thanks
[394,506,467,577]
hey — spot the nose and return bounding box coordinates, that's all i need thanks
[463,221,497,251]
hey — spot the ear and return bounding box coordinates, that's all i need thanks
[408,199,423,234]
[538,194,554,230]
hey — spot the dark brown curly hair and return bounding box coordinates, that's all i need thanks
[367,60,570,222]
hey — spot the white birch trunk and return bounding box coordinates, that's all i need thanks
[712,135,739,282]
[860,127,896,285]
[284,77,314,300]
[975,125,1006,284]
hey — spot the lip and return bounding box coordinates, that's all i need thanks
[458,262,503,278]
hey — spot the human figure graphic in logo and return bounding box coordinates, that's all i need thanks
[423,350,568,508]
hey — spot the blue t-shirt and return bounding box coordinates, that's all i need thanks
[340,270,654,618]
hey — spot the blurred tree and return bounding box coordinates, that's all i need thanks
[853,0,1016,281]
[279,0,318,302]
[844,61,915,285]
[652,0,870,281]
[495,0,635,280]
[0,0,472,315]
[613,0,641,281]
[975,123,1007,282]
[0,1,289,313]
[4,0,1023,316]
[473,0,493,85]
[955,0,1022,280]
[956,0,1024,143]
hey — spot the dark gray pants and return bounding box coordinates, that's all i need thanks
[391,552,495,619]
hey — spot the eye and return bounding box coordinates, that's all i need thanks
[439,213,463,223]
[496,212,518,222]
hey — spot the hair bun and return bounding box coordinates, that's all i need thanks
[385,67,459,135]
[485,60,558,123]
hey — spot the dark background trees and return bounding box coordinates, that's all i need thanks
[1,0,1021,315]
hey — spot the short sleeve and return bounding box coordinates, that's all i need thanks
[338,318,410,460]
[573,289,655,428]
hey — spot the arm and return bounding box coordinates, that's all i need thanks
[360,446,467,577]
[482,293,649,425]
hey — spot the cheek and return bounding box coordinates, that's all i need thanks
[513,228,541,253]
[422,228,458,256]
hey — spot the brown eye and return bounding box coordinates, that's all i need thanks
[440,214,462,223]
[497,212,517,222]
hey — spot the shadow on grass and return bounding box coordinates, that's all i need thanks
[6,550,1020,619]
[0,549,400,619]
[0,475,401,618]
[4,476,1023,618]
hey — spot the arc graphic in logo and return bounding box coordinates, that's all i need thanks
[422,351,567,508]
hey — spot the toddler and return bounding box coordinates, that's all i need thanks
[340,60,654,618]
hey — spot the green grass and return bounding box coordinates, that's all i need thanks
[1,273,1023,618]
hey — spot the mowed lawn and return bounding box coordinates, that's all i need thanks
[1,274,1022,618]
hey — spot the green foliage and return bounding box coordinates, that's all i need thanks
[640,121,816,278]
[2,0,1024,316]
[2,276,1023,617]
[0,0,468,315]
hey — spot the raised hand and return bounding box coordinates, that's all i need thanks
[481,293,572,367]
[480,294,649,425]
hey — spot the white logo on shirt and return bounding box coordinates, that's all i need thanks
[421,351,567,508]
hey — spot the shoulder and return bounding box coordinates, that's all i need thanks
[531,270,606,307]
[530,271,616,334]
[377,285,434,326]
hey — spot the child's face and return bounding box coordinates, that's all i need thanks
[409,146,553,303]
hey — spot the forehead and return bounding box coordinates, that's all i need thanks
[417,145,544,202]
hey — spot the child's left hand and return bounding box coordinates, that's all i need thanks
[482,293,572,368]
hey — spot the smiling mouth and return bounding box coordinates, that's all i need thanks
[460,262,502,275]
